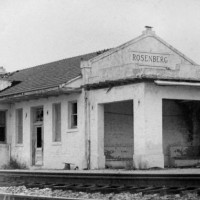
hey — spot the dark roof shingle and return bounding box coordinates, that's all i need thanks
[0,51,100,97]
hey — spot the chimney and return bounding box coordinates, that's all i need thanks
[0,67,6,74]
[142,26,155,35]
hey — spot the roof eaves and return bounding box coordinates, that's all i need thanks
[88,32,198,66]
[153,34,198,65]
[0,81,81,99]
[0,86,81,103]
[88,34,145,63]
[0,86,59,99]
[59,75,82,88]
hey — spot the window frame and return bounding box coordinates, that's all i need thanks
[68,101,78,129]
[34,107,43,123]
[16,108,23,145]
[0,110,6,144]
[52,103,61,142]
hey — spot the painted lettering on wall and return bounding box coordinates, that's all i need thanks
[131,52,170,67]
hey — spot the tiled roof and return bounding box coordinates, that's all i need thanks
[0,51,105,97]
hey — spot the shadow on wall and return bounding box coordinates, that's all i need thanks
[163,99,200,167]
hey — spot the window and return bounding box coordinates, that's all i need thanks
[37,127,42,147]
[16,109,23,144]
[0,111,6,143]
[69,101,77,129]
[35,107,43,122]
[53,103,61,142]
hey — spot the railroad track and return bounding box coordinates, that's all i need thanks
[0,193,87,200]
[1,170,200,186]
[0,170,200,197]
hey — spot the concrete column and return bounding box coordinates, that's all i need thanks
[133,97,146,168]
[90,104,105,169]
[43,103,51,168]
[97,104,105,168]
[133,85,164,169]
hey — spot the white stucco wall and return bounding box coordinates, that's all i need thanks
[88,83,150,169]
[145,83,200,167]
[82,31,194,87]
[8,92,86,169]
[87,80,200,169]
[4,80,200,170]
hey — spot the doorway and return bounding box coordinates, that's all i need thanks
[163,99,200,167]
[32,107,43,166]
[104,100,133,169]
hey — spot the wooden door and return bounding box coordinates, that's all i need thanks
[32,125,43,165]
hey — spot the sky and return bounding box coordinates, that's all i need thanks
[1,0,200,72]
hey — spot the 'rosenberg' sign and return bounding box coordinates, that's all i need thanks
[132,52,170,67]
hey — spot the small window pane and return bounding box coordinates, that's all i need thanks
[0,111,6,142]
[69,102,78,129]
[16,109,23,144]
[53,103,61,142]
[0,127,5,142]
[72,103,77,114]
[37,127,42,148]
[71,114,77,128]
[35,108,43,122]
[0,112,5,126]
[18,126,23,143]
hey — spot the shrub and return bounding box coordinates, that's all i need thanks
[125,160,135,170]
[2,157,28,169]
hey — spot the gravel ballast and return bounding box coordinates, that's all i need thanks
[0,186,200,200]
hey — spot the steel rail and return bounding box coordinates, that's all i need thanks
[1,170,200,196]
[0,193,91,200]
[0,170,200,187]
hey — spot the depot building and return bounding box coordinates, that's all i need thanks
[0,27,200,170]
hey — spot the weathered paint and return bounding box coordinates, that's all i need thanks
[0,144,9,167]
[170,146,200,158]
